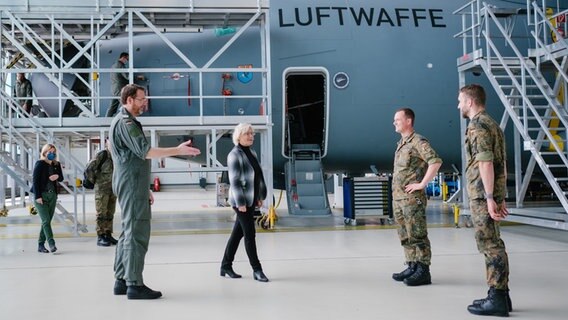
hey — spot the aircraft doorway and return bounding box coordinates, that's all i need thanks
[282,67,329,158]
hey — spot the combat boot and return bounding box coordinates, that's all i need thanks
[472,288,512,312]
[106,233,118,245]
[467,287,509,317]
[392,262,415,281]
[113,279,127,295]
[403,262,431,286]
[38,243,49,253]
[97,235,111,247]
[126,285,162,300]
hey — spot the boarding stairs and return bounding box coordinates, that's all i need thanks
[0,94,88,234]
[285,144,330,215]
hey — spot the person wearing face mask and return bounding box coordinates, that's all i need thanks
[109,84,201,299]
[31,143,64,253]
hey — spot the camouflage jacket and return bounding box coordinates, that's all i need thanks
[94,150,114,193]
[465,111,507,201]
[393,132,442,200]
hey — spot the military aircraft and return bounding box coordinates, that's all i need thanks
[25,0,539,203]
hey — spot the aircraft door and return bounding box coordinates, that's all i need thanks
[282,67,330,158]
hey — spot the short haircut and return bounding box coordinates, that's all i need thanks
[40,143,57,161]
[119,52,129,59]
[396,107,415,126]
[232,123,253,146]
[460,84,486,106]
[121,84,145,105]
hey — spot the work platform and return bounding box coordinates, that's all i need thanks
[0,0,274,234]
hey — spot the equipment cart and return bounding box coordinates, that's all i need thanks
[343,176,393,225]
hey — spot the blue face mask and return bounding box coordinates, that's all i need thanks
[46,152,56,161]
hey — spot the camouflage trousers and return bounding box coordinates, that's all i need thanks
[470,199,509,290]
[393,195,431,265]
[95,192,117,236]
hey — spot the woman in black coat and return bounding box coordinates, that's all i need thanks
[31,143,64,253]
[220,123,269,282]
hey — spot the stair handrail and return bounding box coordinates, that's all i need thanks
[482,32,568,168]
[0,91,87,172]
[483,3,568,130]
[453,0,482,56]
[531,1,568,51]
[531,3,568,81]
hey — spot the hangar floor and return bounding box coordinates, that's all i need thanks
[1,188,567,320]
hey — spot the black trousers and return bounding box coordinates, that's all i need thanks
[221,206,262,271]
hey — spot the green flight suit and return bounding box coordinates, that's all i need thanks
[109,107,151,286]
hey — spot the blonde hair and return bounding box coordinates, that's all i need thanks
[39,143,58,162]
[232,123,253,146]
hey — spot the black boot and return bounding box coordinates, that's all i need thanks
[220,266,242,278]
[113,279,127,295]
[467,287,509,317]
[38,243,49,253]
[392,262,416,282]
[106,233,118,245]
[472,288,513,312]
[126,285,162,300]
[97,235,111,247]
[403,262,431,286]
[253,270,269,282]
[48,240,57,253]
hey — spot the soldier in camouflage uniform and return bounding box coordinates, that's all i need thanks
[458,84,511,317]
[391,108,442,286]
[94,138,117,247]
[110,84,200,300]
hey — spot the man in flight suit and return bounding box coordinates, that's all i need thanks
[106,52,129,117]
[458,84,511,317]
[110,84,200,300]
[391,108,442,286]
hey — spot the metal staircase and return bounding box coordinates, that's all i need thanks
[285,144,330,215]
[455,0,568,229]
[0,94,88,234]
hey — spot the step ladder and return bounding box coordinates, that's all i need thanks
[285,144,330,215]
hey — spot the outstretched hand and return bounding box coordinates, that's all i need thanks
[177,140,201,156]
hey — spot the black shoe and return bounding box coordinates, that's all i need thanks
[220,266,242,278]
[106,234,118,245]
[48,242,57,253]
[126,285,162,300]
[403,262,431,286]
[392,262,416,282]
[467,287,509,317]
[97,236,111,247]
[253,270,269,282]
[114,279,127,295]
[472,288,513,312]
[38,243,49,253]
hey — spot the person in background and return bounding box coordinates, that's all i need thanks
[106,52,129,117]
[94,138,118,247]
[31,143,64,253]
[391,108,442,287]
[15,72,33,115]
[220,123,269,283]
[458,84,511,317]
